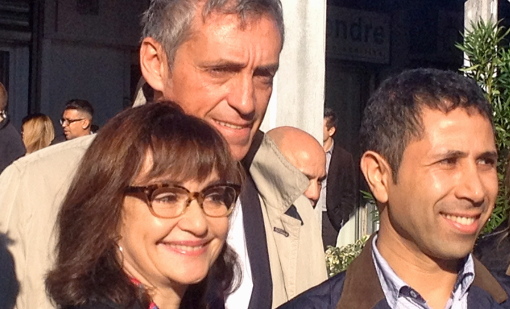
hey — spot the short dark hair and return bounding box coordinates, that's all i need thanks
[324,107,338,131]
[64,99,94,119]
[360,68,493,181]
[46,102,243,308]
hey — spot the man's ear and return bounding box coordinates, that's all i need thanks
[140,37,170,95]
[328,126,336,137]
[360,151,393,204]
[82,119,91,130]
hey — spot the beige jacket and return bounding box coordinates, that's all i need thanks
[250,134,327,308]
[0,135,95,309]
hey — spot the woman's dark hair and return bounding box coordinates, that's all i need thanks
[46,102,243,308]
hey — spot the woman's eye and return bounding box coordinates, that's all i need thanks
[205,193,225,205]
[153,193,179,204]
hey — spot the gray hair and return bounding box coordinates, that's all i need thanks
[141,0,284,69]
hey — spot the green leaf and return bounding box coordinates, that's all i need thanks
[457,19,510,234]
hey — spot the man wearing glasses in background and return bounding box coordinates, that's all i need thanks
[60,99,94,140]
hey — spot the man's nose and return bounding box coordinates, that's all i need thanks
[304,181,321,205]
[227,74,256,116]
[455,163,487,205]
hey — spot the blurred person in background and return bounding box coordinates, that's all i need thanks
[21,113,55,154]
[266,126,326,207]
[60,99,94,140]
[319,108,357,249]
[0,82,25,172]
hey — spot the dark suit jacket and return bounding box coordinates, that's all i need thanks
[0,117,25,173]
[325,142,356,231]
[278,234,510,309]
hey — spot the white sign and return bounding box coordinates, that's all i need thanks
[326,7,390,64]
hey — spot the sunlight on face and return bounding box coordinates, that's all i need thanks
[160,12,282,160]
[118,155,229,296]
[383,108,497,261]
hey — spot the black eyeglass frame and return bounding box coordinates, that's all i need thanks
[124,183,241,218]
[60,118,85,126]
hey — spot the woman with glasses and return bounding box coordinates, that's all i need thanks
[46,102,243,309]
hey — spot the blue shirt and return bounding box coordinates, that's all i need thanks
[372,235,474,309]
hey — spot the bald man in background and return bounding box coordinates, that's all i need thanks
[250,126,326,296]
[267,126,326,206]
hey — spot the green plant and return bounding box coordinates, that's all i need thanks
[325,235,369,277]
[456,19,510,234]
[361,190,379,222]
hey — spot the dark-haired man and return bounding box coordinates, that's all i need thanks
[318,108,356,249]
[60,99,94,140]
[279,68,510,308]
[0,1,326,308]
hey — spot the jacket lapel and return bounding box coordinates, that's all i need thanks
[472,258,508,303]
[336,234,388,309]
[336,234,509,308]
[240,174,273,309]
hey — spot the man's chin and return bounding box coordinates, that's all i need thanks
[229,144,250,161]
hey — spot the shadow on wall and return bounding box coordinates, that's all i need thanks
[0,232,19,309]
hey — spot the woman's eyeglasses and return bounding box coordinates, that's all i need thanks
[125,183,241,218]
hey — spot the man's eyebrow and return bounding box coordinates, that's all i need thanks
[254,64,279,75]
[430,150,498,160]
[440,150,467,158]
[199,61,279,73]
[199,61,245,71]
[479,151,498,160]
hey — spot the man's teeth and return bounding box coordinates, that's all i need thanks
[217,120,243,129]
[444,214,475,225]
